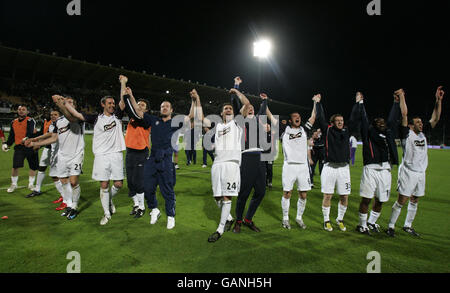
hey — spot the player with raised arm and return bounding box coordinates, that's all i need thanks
[27,95,85,220]
[118,75,151,218]
[354,91,401,235]
[280,96,316,230]
[315,93,360,232]
[63,94,126,225]
[123,85,194,230]
[24,109,64,201]
[386,86,444,237]
[3,105,38,193]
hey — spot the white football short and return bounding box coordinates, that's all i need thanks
[39,148,51,167]
[397,164,426,197]
[92,152,125,181]
[48,151,59,177]
[321,163,351,195]
[282,162,311,192]
[56,151,84,178]
[360,166,392,202]
[211,161,240,197]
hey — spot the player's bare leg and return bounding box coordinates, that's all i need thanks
[322,193,333,231]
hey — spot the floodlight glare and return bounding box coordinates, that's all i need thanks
[253,40,272,58]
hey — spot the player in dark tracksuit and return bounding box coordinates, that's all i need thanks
[231,77,269,233]
[309,129,325,186]
[122,85,194,229]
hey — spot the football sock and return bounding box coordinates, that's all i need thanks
[281,197,290,221]
[136,192,145,210]
[61,182,73,208]
[54,180,64,197]
[132,195,139,207]
[215,199,223,209]
[71,185,80,210]
[337,202,347,221]
[100,188,111,217]
[11,176,18,185]
[28,175,35,186]
[388,201,403,229]
[368,210,381,225]
[404,202,418,228]
[359,212,368,229]
[322,206,330,222]
[35,171,46,192]
[296,198,307,220]
[111,185,120,198]
[217,200,232,235]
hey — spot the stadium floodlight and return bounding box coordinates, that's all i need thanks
[253,39,272,58]
[166,90,170,94]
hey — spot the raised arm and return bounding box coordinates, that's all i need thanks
[64,99,86,122]
[123,87,144,119]
[386,92,401,131]
[395,89,408,127]
[52,95,78,123]
[313,94,328,133]
[266,106,278,126]
[357,92,369,140]
[118,75,128,111]
[230,77,251,116]
[430,86,444,129]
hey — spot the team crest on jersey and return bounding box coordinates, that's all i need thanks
[156,121,160,126]
[414,140,425,147]
[289,132,302,140]
[58,125,70,134]
[104,121,117,131]
[218,126,231,137]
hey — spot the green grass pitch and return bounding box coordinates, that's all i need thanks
[1,135,449,273]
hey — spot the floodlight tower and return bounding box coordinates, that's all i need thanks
[253,39,272,93]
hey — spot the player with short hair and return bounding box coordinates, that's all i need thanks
[315,93,360,232]
[280,97,316,230]
[25,109,64,201]
[386,86,444,237]
[118,75,151,218]
[63,94,126,225]
[354,91,401,235]
[28,96,85,220]
[3,105,39,193]
[123,85,194,230]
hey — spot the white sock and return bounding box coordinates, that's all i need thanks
[100,188,111,217]
[216,199,223,209]
[322,206,330,222]
[337,202,347,221]
[11,176,18,185]
[368,210,381,225]
[359,212,368,228]
[388,201,403,229]
[404,202,418,228]
[28,176,35,186]
[227,213,233,222]
[281,197,290,221]
[71,185,80,210]
[296,198,307,220]
[110,185,120,208]
[61,182,73,207]
[54,180,64,197]
[217,200,232,235]
[35,171,46,192]
[136,192,145,210]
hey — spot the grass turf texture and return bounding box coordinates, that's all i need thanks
[0,135,449,273]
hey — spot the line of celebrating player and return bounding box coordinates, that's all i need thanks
[1,76,444,242]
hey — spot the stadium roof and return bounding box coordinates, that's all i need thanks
[0,45,309,116]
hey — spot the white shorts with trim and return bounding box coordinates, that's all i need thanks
[321,163,351,195]
[48,152,58,177]
[56,151,84,178]
[397,164,426,197]
[282,162,311,192]
[92,152,125,181]
[39,148,51,167]
[360,166,391,202]
[211,161,240,197]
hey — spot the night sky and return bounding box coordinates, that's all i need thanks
[0,0,448,123]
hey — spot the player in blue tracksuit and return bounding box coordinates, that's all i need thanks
[123,86,195,229]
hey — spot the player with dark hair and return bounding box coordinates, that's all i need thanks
[123,84,194,230]
[3,105,38,193]
[118,75,151,218]
[386,86,444,237]
[354,91,401,235]
[25,109,64,200]
[315,93,360,232]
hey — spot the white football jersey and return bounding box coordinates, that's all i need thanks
[282,126,308,164]
[48,124,59,154]
[54,116,85,157]
[401,128,428,173]
[213,120,242,164]
[91,114,126,155]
